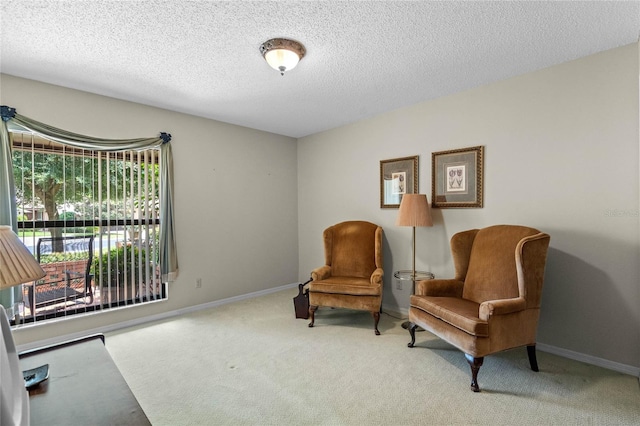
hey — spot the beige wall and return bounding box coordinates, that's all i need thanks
[1,74,300,347]
[298,43,640,372]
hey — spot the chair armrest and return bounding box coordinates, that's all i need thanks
[416,279,464,297]
[370,267,383,285]
[65,270,82,287]
[311,265,331,281]
[65,271,92,287]
[479,297,526,320]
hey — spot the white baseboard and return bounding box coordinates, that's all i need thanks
[537,342,640,378]
[381,304,407,320]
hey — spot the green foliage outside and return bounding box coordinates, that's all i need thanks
[93,245,148,287]
[17,230,49,238]
[59,211,75,221]
[40,251,90,264]
[13,145,160,243]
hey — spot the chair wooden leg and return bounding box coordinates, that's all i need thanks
[527,345,539,372]
[407,322,418,347]
[308,305,317,328]
[465,354,484,392]
[372,311,381,335]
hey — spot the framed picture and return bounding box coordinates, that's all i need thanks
[432,146,484,208]
[380,155,418,208]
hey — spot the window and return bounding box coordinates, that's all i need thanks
[11,131,166,325]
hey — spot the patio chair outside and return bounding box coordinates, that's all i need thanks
[26,235,95,314]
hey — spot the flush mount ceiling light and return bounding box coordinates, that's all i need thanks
[259,38,306,76]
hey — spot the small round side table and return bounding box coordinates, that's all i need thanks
[394,270,434,330]
[393,270,434,293]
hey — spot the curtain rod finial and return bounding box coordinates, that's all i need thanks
[1,106,16,122]
[159,132,171,143]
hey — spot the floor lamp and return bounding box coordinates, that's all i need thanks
[396,194,433,328]
[0,225,46,426]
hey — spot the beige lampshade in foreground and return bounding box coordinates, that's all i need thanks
[0,225,45,289]
[396,194,433,227]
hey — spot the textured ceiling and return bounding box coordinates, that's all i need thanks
[1,1,639,138]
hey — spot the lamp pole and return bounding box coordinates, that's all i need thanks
[395,194,433,329]
[411,225,417,293]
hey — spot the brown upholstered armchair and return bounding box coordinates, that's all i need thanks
[308,221,384,335]
[407,225,550,392]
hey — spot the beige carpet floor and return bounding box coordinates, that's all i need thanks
[106,288,640,425]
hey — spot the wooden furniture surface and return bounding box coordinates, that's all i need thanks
[19,334,150,425]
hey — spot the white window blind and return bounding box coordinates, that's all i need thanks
[11,131,166,325]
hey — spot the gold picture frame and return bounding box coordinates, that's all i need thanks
[432,146,484,208]
[380,155,419,209]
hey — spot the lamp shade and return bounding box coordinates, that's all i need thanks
[0,225,45,289]
[396,194,433,227]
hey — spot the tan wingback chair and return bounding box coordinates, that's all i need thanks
[407,225,550,392]
[308,221,384,335]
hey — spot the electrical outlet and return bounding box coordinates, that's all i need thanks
[195,278,202,288]
[396,280,402,290]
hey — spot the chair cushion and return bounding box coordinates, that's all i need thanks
[309,276,381,296]
[411,295,489,337]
